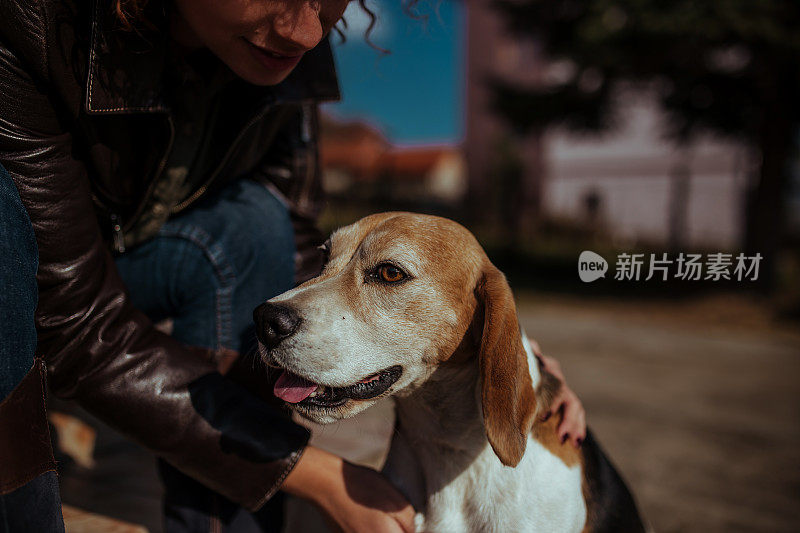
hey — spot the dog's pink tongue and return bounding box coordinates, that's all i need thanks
[274,371,318,403]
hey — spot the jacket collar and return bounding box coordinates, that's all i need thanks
[85,0,340,115]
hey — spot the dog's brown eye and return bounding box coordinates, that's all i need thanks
[377,264,406,283]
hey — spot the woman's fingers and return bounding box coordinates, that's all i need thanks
[283,446,417,533]
[556,388,586,447]
[538,353,564,381]
[390,504,418,533]
[532,344,587,448]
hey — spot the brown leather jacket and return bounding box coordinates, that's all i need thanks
[0,0,338,509]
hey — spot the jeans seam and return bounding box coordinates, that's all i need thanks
[0,466,57,496]
[158,226,237,351]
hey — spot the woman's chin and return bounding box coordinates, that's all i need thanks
[228,60,295,86]
[212,44,297,86]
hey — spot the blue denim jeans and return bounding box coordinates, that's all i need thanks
[0,165,38,401]
[115,178,296,533]
[0,163,65,533]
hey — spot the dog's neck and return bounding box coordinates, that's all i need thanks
[385,330,544,524]
[401,361,480,435]
[395,328,542,452]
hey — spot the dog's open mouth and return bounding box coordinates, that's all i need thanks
[273,366,403,408]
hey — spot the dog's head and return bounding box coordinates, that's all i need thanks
[255,212,537,466]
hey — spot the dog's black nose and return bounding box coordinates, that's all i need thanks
[254,303,301,347]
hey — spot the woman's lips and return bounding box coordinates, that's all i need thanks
[244,39,304,72]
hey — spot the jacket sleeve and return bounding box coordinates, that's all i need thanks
[0,31,309,511]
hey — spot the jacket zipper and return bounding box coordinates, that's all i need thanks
[296,104,316,213]
[171,100,276,215]
[110,213,126,254]
[109,114,176,253]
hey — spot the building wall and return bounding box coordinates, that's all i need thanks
[463,1,750,249]
[544,97,750,249]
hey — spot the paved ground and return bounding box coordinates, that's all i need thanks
[57,293,800,532]
[515,293,800,533]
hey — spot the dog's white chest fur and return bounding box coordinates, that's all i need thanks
[384,429,586,533]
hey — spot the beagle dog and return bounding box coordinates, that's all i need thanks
[255,213,645,532]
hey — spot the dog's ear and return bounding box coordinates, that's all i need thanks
[475,263,537,467]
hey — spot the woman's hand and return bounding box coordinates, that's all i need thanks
[529,339,587,448]
[282,446,416,533]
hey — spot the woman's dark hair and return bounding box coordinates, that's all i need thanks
[114,0,143,30]
[114,0,421,49]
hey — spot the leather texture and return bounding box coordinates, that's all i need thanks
[0,360,56,495]
[0,0,339,510]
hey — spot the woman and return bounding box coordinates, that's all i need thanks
[0,1,586,532]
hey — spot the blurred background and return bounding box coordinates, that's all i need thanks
[56,1,800,532]
[315,2,800,530]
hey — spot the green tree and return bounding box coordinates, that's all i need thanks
[491,0,800,289]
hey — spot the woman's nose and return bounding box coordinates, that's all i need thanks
[272,2,323,53]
